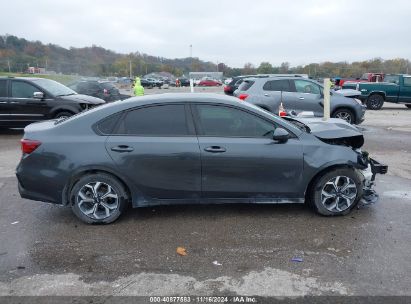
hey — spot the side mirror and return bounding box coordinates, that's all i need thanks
[33,92,44,99]
[273,128,289,143]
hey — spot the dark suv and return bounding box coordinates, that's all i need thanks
[0,77,105,128]
[68,80,123,102]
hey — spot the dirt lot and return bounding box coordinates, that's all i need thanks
[0,87,410,297]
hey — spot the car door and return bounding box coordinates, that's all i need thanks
[290,79,324,116]
[192,104,304,200]
[260,79,295,113]
[399,76,411,103]
[0,79,11,125]
[9,80,50,123]
[106,103,201,201]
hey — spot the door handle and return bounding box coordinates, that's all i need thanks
[110,145,134,153]
[264,93,270,97]
[8,101,19,104]
[299,97,305,100]
[204,146,226,153]
[0,101,7,104]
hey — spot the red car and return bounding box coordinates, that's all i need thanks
[198,79,222,86]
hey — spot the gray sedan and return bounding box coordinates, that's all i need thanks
[234,77,366,124]
[16,93,385,224]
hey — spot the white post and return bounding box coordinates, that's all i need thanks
[190,79,194,93]
[323,78,331,121]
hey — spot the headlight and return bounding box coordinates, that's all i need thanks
[354,98,362,105]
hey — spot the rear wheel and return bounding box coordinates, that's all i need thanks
[309,168,362,216]
[332,108,355,124]
[70,173,129,224]
[366,94,384,110]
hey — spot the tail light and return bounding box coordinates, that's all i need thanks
[103,88,109,95]
[238,94,249,101]
[21,139,41,154]
[224,86,230,92]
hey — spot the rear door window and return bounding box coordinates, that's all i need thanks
[0,80,7,97]
[263,80,291,92]
[117,104,189,136]
[11,81,39,98]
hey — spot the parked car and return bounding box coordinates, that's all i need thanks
[68,80,123,102]
[141,78,163,88]
[224,74,307,96]
[234,77,366,124]
[16,93,386,224]
[198,79,222,86]
[335,73,385,88]
[177,78,191,87]
[0,77,105,128]
[356,74,411,110]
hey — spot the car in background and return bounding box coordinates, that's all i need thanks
[0,77,105,128]
[356,74,411,110]
[16,93,386,224]
[68,80,123,102]
[177,78,190,87]
[198,79,222,86]
[141,78,163,89]
[234,77,366,124]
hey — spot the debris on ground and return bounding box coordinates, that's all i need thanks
[176,247,187,256]
[212,261,222,266]
[291,257,303,262]
[11,221,19,225]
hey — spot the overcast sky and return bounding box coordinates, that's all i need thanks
[2,0,410,67]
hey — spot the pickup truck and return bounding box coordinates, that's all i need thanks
[356,74,411,110]
[336,73,384,88]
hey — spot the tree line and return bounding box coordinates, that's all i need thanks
[1,34,410,78]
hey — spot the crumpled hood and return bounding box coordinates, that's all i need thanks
[63,94,106,105]
[287,117,364,148]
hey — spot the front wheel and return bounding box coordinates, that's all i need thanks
[406,104,411,109]
[332,108,355,124]
[309,168,362,216]
[366,94,384,110]
[54,111,74,120]
[70,173,129,224]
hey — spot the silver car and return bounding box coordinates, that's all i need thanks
[234,76,366,124]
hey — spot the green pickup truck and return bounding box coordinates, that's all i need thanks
[357,74,411,110]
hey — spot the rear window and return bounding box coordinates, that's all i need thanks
[238,80,255,91]
[96,112,122,134]
[0,80,7,97]
[263,80,291,92]
[116,104,189,136]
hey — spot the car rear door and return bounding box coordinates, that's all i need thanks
[9,79,50,123]
[290,79,324,116]
[399,76,411,103]
[192,103,304,200]
[105,103,201,201]
[0,79,11,125]
[259,79,295,113]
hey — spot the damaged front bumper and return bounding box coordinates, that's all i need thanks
[358,157,388,206]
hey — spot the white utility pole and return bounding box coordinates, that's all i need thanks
[323,78,331,121]
[129,60,132,78]
[7,60,11,73]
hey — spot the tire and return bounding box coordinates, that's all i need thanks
[406,104,411,109]
[54,111,74,120]
[70,173,129,224]
[366,94,384,110]
[308,168,363,216]
[332,108,355,124]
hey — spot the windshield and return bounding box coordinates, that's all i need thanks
[32,78,77,96]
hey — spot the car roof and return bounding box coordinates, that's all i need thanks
[0,77,48,81]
